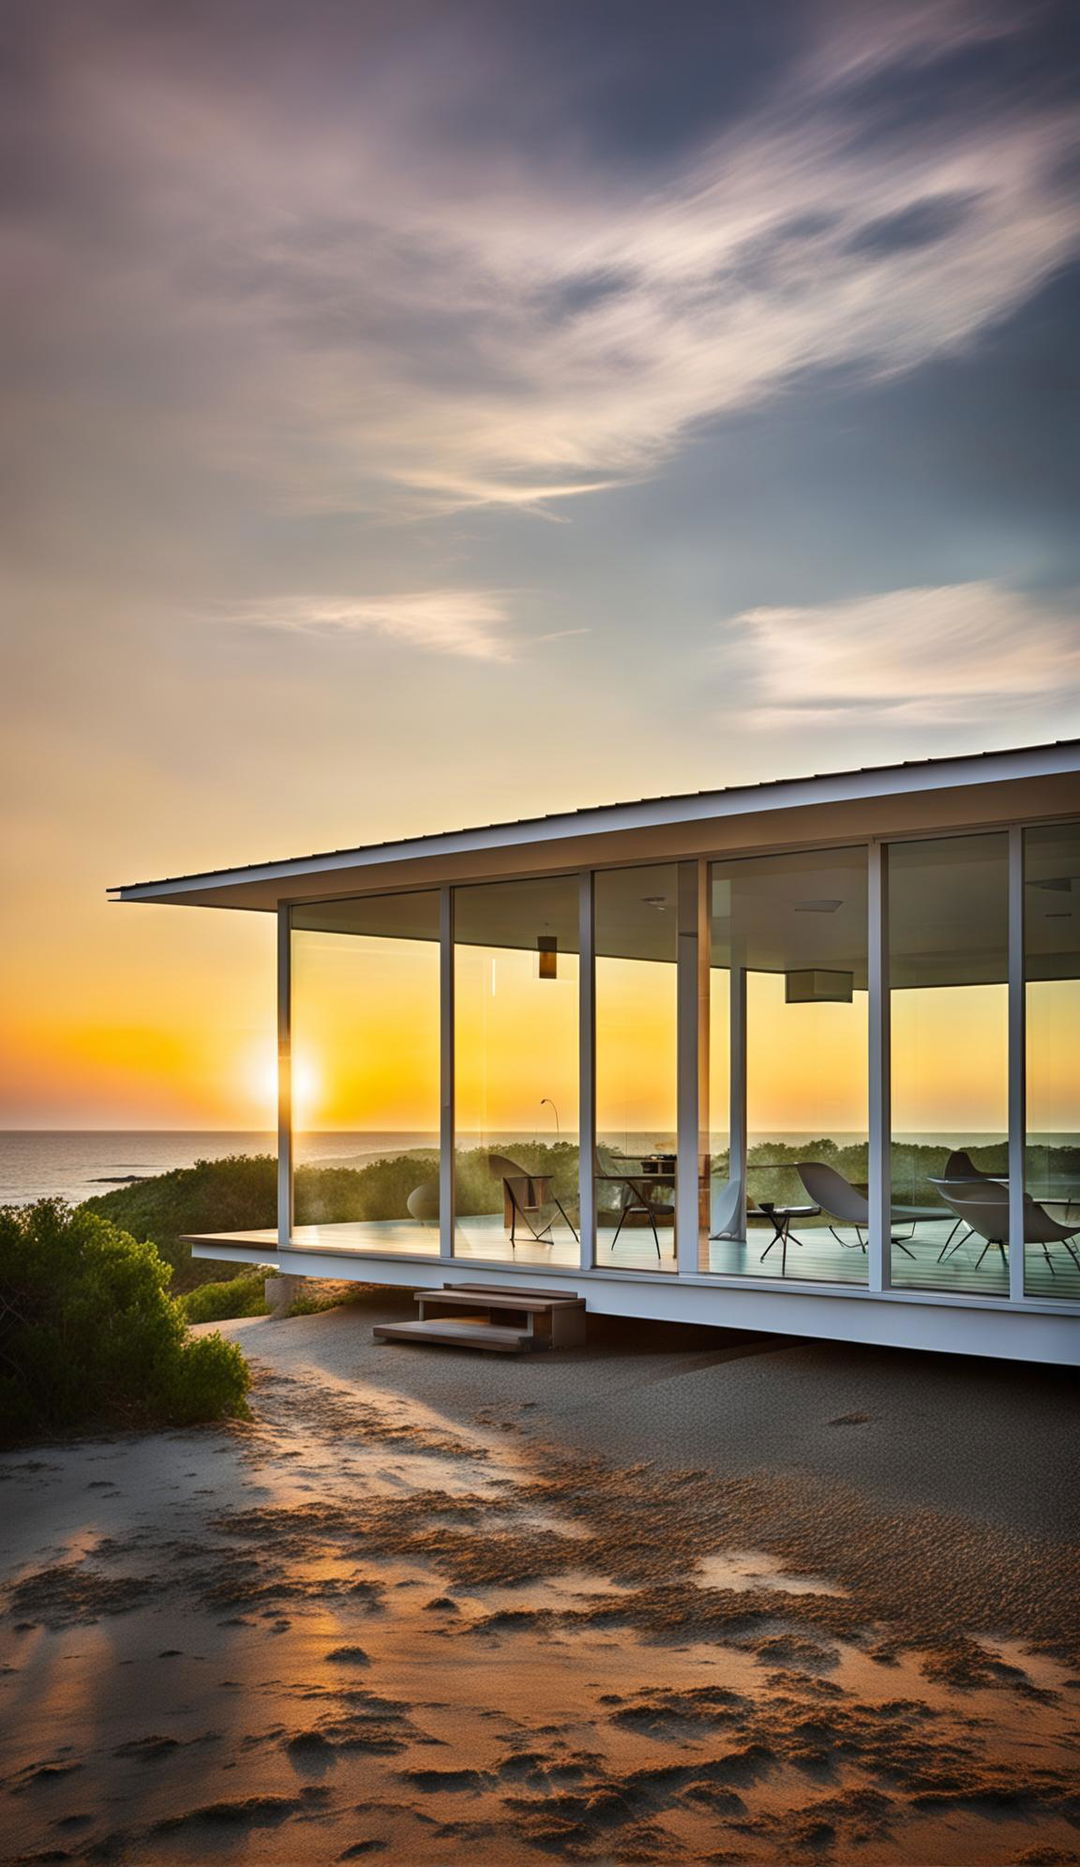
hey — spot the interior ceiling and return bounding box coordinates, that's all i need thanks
[295,859,867,973]
[888,835,1008,988]
[1024,822,1080,980]
[289,830,1080,987]
[712,848,868,981]
[293,890,441,943]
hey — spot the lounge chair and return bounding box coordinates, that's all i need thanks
[488,1153,579,1249]
[796,1161,940,1258]
[932,1149,1001,1261]
[936,1181,1080,1275]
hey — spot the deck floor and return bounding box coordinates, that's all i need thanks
[213,1211,1080,1299]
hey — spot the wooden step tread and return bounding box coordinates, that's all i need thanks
[374,1318,532,1352]
[445,1283,582,1301]
[416,1289,583,1315]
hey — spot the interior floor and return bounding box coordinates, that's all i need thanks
[203,1211,1080,1298]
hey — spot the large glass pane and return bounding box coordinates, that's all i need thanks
[705,958,731,1263]
[453,875,580,1263]
[1024,822,1080,1299]
[290,891,441,1254]
[594,864,679,1270]
[889,833,1008,1292]
[707,848,868,1281]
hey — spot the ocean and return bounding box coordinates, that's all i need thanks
[0,1128,1032,1208]
[0,1131,437,1206]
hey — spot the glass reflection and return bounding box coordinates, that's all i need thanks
[707,847,868,1281]
[889,833,1008,1293]
[290,890,441,1253]
[594,864,679,1270]
[1024,822,1080,1298]
[453,874,580,1263]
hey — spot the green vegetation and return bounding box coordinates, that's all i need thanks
[279,1281,372,1318]
[0,1200,250,1446]
[732,1137,1018,1222]
[85,1153,279,1292]
[77,1132,1080,1319]
[84,1143,583,1293]
[179,1271,268,1323]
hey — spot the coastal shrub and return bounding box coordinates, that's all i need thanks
[85,1144,580,1287]
[0,1200,250,1445]
[78,1135,1080,1285]
[738,1137,1013,1214]
[281,1280,374,1317]
[84,1153,278,1290]
[180,1272,269,1323]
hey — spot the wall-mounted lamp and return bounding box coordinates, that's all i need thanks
[538,934,558,979]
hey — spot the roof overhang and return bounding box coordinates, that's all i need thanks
[109,740,1080,911]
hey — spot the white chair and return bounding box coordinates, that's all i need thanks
[796,1161,940,1258]
[932,1149,1000,1261]
[936,1181,1080,1275]
[709,1177,744,1241]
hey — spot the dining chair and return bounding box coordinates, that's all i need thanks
[488,1154,579,1249]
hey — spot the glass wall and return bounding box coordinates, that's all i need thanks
[889,834,1009,1292]
[594,864,679,1268]
[706,953,731,1263]
[282,818,1079,1310]
[290,891,441,1249]
[453,875,580,1262]
[707,848,868,1281]
[1024,822,1080,1299]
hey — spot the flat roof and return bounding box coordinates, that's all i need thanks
[110,738,1080,910]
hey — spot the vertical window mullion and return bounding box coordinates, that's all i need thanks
[578,871,596,1270]
[676,861,704,1275]
[868,842,889,1293]
[439,885,454,1261]
[277,903,293,1247]
[729,963,747,1242]
[1008,827,1026,1302]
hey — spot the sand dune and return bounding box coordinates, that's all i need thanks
[1,1293,1077,1863]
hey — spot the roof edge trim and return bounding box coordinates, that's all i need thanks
[109,739,1080,904]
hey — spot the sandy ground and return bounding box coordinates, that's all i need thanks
[1,1291,1078,1866]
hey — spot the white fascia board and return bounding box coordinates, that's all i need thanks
[110,740,1079,906]
[189,1240,1079,1364]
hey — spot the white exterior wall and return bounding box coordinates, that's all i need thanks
[191,1238,1078,1364]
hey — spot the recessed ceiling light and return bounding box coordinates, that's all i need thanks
[794,898,842,913]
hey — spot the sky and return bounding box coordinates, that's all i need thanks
[1,0,1079,1129]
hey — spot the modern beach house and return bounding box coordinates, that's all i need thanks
[113,742,1080,1365]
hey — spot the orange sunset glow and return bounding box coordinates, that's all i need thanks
[3,14,1079,1867]
[2,0,1077,1147]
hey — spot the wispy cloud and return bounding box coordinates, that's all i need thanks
[739,581,1080,726]
[10,3,1079,517]
[224,591,513,660]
